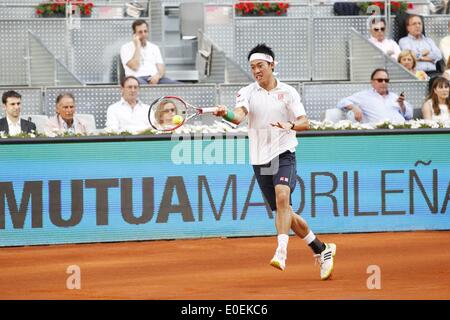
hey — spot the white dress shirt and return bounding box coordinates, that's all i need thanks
[369,36,402,61]
[399,34,443,72]
[120,41,164,78]
[105,98,151,133]
[7,117,21,135]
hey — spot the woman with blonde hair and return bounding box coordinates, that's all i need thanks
[154,99,178,127]
[398,50,428,80]
[422,76,450,121]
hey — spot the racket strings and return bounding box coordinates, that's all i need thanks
[149,97,188,131]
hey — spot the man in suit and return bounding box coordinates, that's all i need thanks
[1,91,36,135]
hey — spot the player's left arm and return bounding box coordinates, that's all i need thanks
[270,115,310,131]
[271,88,310,131]
[290,115,310,131]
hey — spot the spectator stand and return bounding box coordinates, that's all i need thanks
[43,84,217,129]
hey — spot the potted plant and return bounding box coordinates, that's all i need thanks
[36,0,94,18]
[357,1,414,15]
[234,1,290,16]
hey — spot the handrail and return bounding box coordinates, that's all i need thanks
[27,30,84,86]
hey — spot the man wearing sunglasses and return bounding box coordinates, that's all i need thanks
[336,68,413,123]
[368,17,401,61]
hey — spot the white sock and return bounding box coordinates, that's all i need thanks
[302,230,316,245]
[277,234,289,250]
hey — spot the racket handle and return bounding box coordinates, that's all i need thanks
[200,107,218,114]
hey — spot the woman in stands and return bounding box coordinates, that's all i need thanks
[398,50,429,81]
[422,76,450,122]
[155,99,179,128]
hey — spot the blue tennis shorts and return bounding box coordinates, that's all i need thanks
[252,150,297,211]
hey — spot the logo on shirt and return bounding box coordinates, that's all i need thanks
[280,176,289,183]
[277,93,284,101]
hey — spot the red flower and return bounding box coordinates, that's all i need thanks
[373,2,385,9]
[264,3,270,9]
[407,3,414,9]
[392,1,401,7]
[258,10,264,15]
[51,3,58,11]
[276,10,281,15]
[36,9,43,15]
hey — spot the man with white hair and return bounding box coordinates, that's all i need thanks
[368,17,401,61]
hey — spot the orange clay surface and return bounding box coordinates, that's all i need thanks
[0,231,449,300]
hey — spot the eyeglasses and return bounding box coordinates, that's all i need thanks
[372,27,385,32]
[373,78,390,83]
[163,108,176,113]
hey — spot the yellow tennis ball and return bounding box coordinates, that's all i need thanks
[172,115,183,125]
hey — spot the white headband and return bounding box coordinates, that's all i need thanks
[249,53,274,63]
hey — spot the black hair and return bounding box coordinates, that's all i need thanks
[132,19,148,33]
[247,43,275,62]
[2,90,21,104]
[370,68,389,80]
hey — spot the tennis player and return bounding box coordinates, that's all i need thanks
[213,44,336,280]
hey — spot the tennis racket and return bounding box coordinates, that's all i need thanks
[148,96,218,132]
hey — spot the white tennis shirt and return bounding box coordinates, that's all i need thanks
[235,79,306,165]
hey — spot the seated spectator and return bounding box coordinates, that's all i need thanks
[397,50,429,80]
[45,93,88,135]
[399,15,443,77]
[105,76,151,133]
[368,17,401,61]
[422,76,450,121]
[0,90,36,135]
[440,20,450,65]
[336,68,413,123]
[120,19,180,85]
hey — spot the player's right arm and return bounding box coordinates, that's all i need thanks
[213,105,247,125]
[124,35,141,71]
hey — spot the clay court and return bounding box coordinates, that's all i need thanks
[0,230,449,300]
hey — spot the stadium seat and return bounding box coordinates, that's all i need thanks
[77,113,97,134]
[22,114,48,134]
[322,108,346,122]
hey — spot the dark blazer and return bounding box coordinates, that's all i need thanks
[0,117,36,134]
